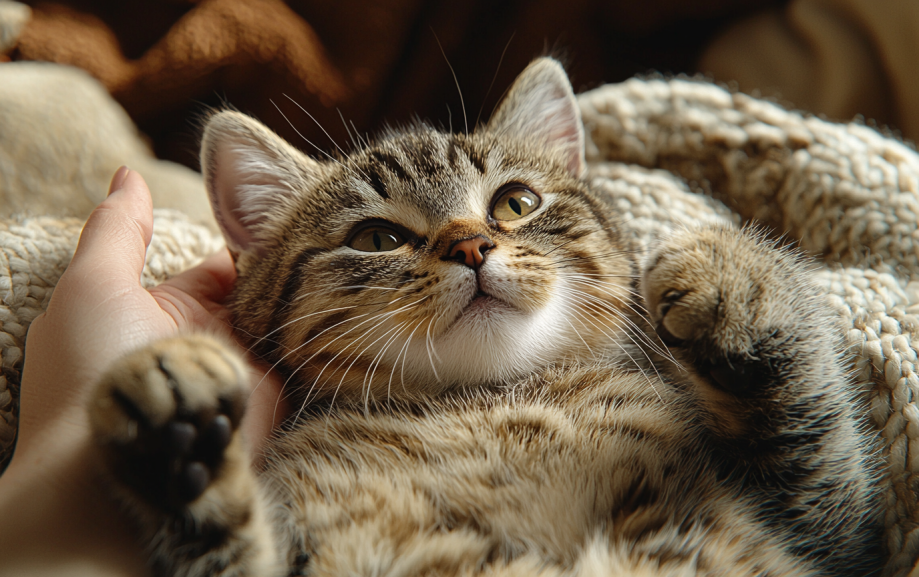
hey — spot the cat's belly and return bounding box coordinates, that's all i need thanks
[260,367,809,576]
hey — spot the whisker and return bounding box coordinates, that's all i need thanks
[270,297,418,395]
[334,285,412,293]
[566,277,679,364]
[291,278,417,302]
[432,30,467,135]
[394,319,424,397]
[561,297,665,403]
[243,299,404,401]
[251,291,418,360]
[474,32,515,130]
[337,108,359,151]
[313,317,404,410]
[424,315,441,382]
[428,310,444,363]
[567,275,656,322]
[562,316,594,358]
[561,272,639,279]
[363,320,414,413]
[307,316,406,407]
[283,94,351,161]
[255,288,425,423]
[559,288,668,377]
[325,317,415,418]
[247,304,360,354]
[290,299,426,422]
[550,250,636,266]
[542,235,585,257]
[561,285,676,365]
[567,276,652,322]
[270,99,367,181]
[321,317,409,411]
[283,95,373,183]
[349,119,369,148]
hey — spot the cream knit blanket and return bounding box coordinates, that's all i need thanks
[1,79,916,574]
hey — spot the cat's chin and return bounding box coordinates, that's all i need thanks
[419,290,573,387]
[441,291,520,341]
[462,292,510,315]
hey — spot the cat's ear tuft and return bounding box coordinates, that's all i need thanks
[201,111,321,255]
[486,58,585,178]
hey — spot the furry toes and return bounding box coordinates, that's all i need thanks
[90,334,248,510]
[641,227,818,396]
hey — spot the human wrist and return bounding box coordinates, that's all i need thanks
[0,442,148,576]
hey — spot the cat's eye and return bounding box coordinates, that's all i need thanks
[348,226,406,252]
[492,185,541,221]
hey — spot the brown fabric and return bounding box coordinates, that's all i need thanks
[699,0,919,141]
[7,0,780,170]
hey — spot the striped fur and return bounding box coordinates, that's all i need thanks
[90,58,882,576]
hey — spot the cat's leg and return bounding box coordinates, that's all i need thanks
[89,334,281,577]
[641,226,881,576]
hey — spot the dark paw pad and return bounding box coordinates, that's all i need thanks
[110,393,241,510]
[178,462,211,502]
[702,357,775,398]
[163,412,235,505]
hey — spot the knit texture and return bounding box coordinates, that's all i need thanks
[1,79,917,573]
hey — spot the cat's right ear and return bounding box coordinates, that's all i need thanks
[485,58,585,178]
[201,110,321,256]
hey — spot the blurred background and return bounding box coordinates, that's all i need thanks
[3,0,917,171]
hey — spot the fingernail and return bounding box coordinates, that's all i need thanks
[108,165,131,196]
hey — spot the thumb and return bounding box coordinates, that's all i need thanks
[64,167,154,287]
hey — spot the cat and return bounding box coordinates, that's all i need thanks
[88,58,883,576]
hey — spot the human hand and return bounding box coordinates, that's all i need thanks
[0,168,287,576]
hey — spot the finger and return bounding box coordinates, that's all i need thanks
[241,362,290,462]
[65,167,154,285]
[158,249,237,306]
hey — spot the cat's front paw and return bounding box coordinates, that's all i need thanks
[90,334,249,510]
[641,227,814,395]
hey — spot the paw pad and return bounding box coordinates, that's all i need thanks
[113,388,241,507]
[162,413,235,503]
[91,335,249,510]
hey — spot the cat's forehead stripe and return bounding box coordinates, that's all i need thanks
[459,141,486,174]
[365,165,389,199]
[370,151,409,181]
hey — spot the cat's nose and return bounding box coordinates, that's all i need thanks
[446,235,495,269]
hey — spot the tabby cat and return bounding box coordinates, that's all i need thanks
[89,58,882,576]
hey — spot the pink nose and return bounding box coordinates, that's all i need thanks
[447,235,494,269]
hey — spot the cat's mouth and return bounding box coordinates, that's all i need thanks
[440,277,519,336]
[464,290,508,312]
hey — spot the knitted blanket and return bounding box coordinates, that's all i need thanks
[2,79,917,574]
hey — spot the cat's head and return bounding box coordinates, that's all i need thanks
[201,58,636,403]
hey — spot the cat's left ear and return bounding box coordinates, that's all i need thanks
[201,110,322,256]
[486,58,585,178]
